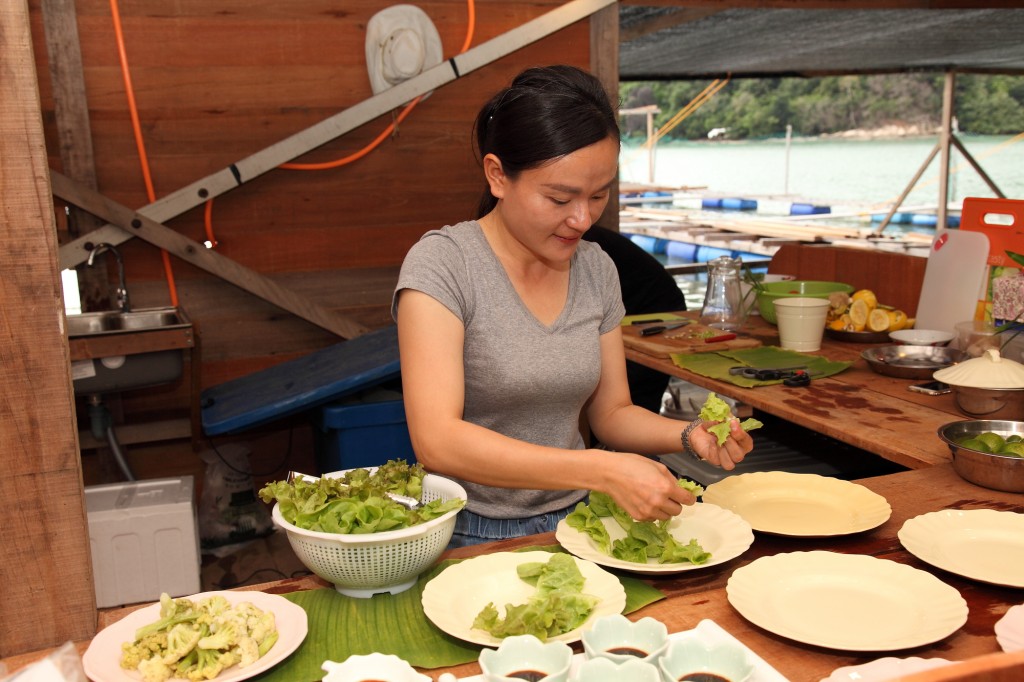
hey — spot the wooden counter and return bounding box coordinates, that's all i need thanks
[625,312,968,469]
[4,465,1021,682]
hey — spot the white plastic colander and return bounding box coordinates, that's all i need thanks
[272,471,466,598]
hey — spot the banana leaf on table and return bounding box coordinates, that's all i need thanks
[671,346,850,387]
[254,545,665,682]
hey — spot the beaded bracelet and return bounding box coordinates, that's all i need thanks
[681,419,704,461]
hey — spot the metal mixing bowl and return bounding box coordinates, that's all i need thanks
[937,420,1024,492]
[949,385,1024,420]
[861,345,966,380]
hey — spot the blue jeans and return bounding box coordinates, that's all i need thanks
[447,501,581,549]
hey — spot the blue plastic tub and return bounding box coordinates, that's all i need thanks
[313,394,415,472]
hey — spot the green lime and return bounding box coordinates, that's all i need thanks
[959,437,992,453]
[998,442,1024,457]
[976,432,1006,452]
[1007,434,1023,443]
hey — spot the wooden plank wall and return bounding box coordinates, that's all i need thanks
[1,0,610,657]
[25,0,597,484]
[1,0,96,655]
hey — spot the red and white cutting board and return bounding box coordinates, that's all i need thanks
[914,230,990,334]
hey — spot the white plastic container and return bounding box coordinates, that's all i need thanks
[85,476,201,607]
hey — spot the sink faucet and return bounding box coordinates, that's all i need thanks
[87,243,131,312]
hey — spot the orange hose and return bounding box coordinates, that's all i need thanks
[109,0,178,306]
[281,0,475,172]
[209,0,477,237]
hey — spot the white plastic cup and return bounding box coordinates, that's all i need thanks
[774,297,830,352]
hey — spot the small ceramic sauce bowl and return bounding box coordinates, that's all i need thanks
[889,329,955,346]
[581,614,669,665]
[575,656,661,682]
[321,653,431,682]
[658,634,755,682]
[478,635,574,682]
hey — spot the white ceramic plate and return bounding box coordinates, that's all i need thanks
[727,551,968,651]
[445,619,789,682]
[996,604,1024,652]
[82,590,308,682]
[898,509,1024,588]
[821,656,955,682]
[554,502,754,574]
[702,472,892,536]
[421,551,626,647]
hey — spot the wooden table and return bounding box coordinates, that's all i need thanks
[4,465,1021,682]
[624,312,969,469]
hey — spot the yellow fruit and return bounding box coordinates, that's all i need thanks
[868,308,891,333]
[849,299,870,331]
[828,317,847,331]
[887,309,908,331]
[851,289,878,310]
[905,317,916,329]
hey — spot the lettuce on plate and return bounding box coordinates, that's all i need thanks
[699,392,763,445]
[565,485,711,566]
[473,553,599,641]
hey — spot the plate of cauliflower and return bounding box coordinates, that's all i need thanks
[82,590,307,682]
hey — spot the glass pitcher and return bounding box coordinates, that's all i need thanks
[700,256,749,331]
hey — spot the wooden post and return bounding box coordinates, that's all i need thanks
[936,71,955,233]
[0,0,97,655]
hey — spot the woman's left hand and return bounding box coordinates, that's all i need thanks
[689,419,753,470]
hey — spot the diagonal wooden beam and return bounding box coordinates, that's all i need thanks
[50,171,370,339]
[56,0,617,271]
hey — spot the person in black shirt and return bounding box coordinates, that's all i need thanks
[582,225,688,413]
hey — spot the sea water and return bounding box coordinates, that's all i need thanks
[619,134,1024,308]
[620,134,1024,209]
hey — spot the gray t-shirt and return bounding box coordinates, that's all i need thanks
[392,221,625,518]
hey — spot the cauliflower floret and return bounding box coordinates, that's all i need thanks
[233,636,260,668]
[161,622,203,665]
[137,656,173,682]
[246,609,276,645]
[196,623,237,652]
[120,632,167,670]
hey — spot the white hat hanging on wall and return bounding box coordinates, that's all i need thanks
[365,4,443,98]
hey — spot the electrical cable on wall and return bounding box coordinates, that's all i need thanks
[109,0,179,306]
[203,0,478,243]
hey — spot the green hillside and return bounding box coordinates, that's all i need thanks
[620,74,1024,140]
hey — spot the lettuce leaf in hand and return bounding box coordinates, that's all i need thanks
[568,484,711,566]
[700,393,764,445]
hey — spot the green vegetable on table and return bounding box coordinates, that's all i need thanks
[699,392,764,445]
[258,459,465,534]
[957,431,1024,457]
[472,553,599,641]
[120,592,278,682]
[565,484,711,566]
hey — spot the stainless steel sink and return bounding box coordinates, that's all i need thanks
[67,307,194,395]
[66,306,192,338]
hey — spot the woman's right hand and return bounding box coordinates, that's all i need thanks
[597,451,695,521]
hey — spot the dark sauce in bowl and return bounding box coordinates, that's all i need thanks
[679,673,731,682]
[606,646,648,658]
[508,670,548,681]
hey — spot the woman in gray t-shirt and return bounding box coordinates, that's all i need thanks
[392,66,753,548]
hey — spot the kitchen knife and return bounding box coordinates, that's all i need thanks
[640,321,692,336]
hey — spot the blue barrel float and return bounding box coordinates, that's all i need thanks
[625,233,669,255]
[702,197,757,211]
[790,203,831,216]
[665,241,697,262]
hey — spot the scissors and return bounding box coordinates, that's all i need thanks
[728,365,809,381]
